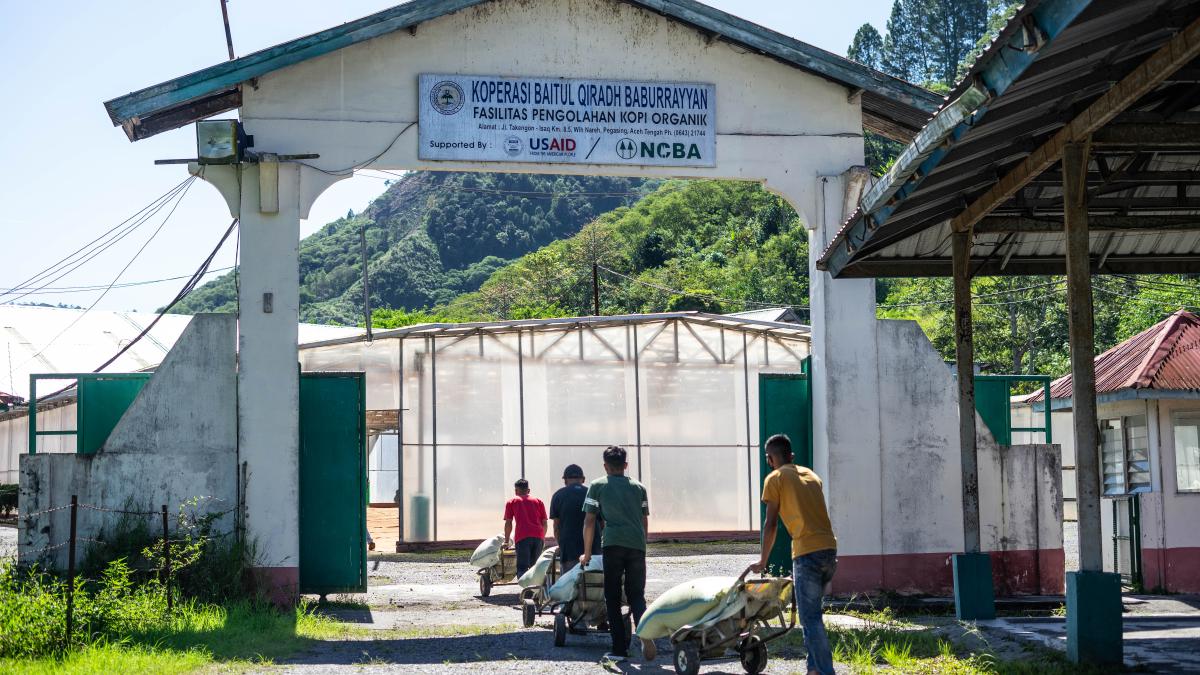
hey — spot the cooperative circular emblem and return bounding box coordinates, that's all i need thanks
[615,137,637,160]
[504,136,523,157]
[430,81,465,115]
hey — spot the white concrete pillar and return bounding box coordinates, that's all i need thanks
[807,174,884,567]
[237,161,302,602]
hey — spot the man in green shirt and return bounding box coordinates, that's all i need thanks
[580,445,649,663]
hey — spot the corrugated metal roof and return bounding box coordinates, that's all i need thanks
[102,0,939,142]
[819,0,1200,278]
[1027,309,1200,400]
[0,306,362,399]
[723,307,805,324]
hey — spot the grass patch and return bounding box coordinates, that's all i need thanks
[788,608,1115,674]
[1,600,352,674]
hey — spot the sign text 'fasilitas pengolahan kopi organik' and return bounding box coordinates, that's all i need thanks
[418,74,715,168]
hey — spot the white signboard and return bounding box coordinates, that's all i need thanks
[418,74,715,167]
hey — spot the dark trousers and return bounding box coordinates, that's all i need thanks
[516,537,544,577]
[602,545,647,656]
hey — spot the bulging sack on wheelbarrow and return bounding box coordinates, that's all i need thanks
[518,546,558,588]
[547,554,603,603]
[635,576,738,640]
[470,534,505,569]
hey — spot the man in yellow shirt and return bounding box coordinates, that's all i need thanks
[750,433,837,675]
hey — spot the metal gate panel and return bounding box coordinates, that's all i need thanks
[77,375,151,455]
[299,372,367,594]
[758,363,811,576]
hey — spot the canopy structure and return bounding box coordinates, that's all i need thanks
[298,311,810,543]
[102,0,939,143]
[819,0,1200,279]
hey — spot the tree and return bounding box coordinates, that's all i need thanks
[847,24,885,70]
[882,0,930,83]
[925,0,988,86]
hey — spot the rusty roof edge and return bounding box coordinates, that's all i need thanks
[816,0,1097,277]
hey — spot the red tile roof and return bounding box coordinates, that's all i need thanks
[1027,310,1200,402]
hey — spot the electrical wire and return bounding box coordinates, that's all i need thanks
[14,179,196,371]
[35,218,241,403]
[296,122,416,176]
[0,267,234,296]
[364,169,648,199]
[0,178,196,303]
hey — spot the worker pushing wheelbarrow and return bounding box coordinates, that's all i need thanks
[544,555,630,647]
[663,567,795,675]
[518,546,561,627]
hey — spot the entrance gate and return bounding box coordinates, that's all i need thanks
[758,360,812,576]
[299,372,368,595]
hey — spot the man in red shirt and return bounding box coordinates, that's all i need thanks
[503,478,548,577]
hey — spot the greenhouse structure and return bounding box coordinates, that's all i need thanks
[298,311,811,543]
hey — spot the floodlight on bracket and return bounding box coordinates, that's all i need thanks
[153,119,318,165]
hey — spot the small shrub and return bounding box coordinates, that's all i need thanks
[0,484,17,517]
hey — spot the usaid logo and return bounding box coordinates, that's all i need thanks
[430,81,465,115]
[530,138,576,152]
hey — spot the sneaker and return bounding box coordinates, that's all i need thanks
[601,652,628,663]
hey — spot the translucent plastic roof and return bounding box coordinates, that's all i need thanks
[0,306,362,399]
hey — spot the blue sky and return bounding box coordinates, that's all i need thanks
[0,0,893,312]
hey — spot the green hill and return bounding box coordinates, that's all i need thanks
[373,179,810,326]
[170,171,650,323]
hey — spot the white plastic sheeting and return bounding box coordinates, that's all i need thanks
[316,315,809,543]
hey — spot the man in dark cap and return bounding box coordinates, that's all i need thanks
[549,463,600,573]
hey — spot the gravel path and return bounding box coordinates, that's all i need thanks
[0,524,15,562]
[271,551,848,674]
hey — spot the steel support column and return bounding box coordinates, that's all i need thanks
[1063,140,1123,665]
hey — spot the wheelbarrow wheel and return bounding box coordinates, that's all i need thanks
[553,613,568,647]
[479,573,492,597]
[739,635,768,674]
[522,602,536,628]
[673,641,701,675]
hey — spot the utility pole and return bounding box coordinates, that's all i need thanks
[592,263,601,316]
[361,221,373,340]
[219,0,236,60]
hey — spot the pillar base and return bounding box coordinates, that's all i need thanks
[952,553,995,620]
[1066,571,1122,665]
[247,566,300,608]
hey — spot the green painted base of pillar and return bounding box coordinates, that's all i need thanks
[1066,571,1123,665]
[952,553,995,620]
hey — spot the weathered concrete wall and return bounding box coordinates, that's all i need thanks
[828,319,1064,596]
[18,315,236,569]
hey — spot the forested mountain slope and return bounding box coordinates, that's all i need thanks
[171,172,649,323]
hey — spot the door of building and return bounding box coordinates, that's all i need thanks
[299,372,368,595]
[758,362,812,576]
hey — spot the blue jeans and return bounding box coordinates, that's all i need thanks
[794,548,837,675]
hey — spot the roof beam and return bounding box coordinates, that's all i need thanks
[1091,122,1200,148]
[951,15,1200,234]
[977,214,1200,234]
[841,254,1200,278]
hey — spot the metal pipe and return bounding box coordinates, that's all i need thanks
[397,336,404,546]
[66,494,77,647]
[361,222,372,341]
[218,0,236,60]
[1064,141,1103,572]
[953,228,980,553]
[430,336,439,542]
[742,332,753,530]
[633,323,643,479]
[518,330,526,478]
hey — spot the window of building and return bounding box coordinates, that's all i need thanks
[1171,412,1200,493]
[1100,415,1151,495]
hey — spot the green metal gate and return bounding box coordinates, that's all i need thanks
[758,361,812,576]
[299,372,368,595]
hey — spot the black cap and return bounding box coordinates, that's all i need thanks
[562,464,585,479]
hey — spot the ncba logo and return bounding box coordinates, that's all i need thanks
[430,81,465,115]
[616,138,702,161]
[530,138,576,152]
[615,138,637,160]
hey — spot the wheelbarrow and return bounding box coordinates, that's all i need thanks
[547,559,629,647]
[668,567,795,675]
[519,549,561,627]
[477,547,518,597]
